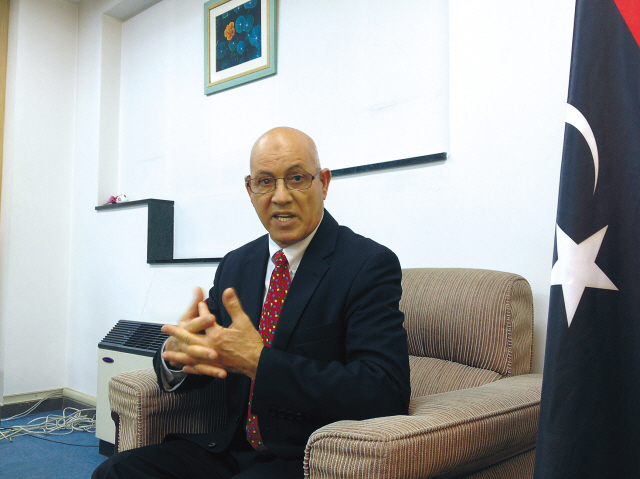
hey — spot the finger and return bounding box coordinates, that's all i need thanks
[162,350,195,366]
[221,288,253,330]
[162,324,206,347]
[164,336,180,354]
[163,328,201,354]
[198,301,211,319]
[182,313,217,334]
[185,345,218,361]
[184,363,227,379]
[163,349,219,367]
[180,287,204,324]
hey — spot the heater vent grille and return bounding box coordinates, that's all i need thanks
[99,320,168,357]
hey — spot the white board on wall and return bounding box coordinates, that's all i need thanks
[115,0,449,255]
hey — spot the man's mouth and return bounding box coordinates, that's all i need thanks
[273,214,295,223]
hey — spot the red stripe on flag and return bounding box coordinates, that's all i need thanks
[615,0,640,48]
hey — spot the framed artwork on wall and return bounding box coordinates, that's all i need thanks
[204,0,277,95]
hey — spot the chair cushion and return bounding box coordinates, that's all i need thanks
[401,268,533,377]
[305,374,542,479]
[454,448,536,479]
[410,356,502,397]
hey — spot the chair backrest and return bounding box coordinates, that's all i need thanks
[400,268,534,396]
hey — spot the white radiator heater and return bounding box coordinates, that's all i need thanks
[96,320,168,455]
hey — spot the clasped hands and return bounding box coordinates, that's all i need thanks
[161,287,264,380]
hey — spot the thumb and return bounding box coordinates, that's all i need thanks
[222,288,252,330]
[181,286,204,323]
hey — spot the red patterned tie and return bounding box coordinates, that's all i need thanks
[246,249,291,450]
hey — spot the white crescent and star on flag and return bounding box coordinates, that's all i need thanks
[550,103,618,327]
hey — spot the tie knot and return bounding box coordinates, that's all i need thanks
[274,250,287,268]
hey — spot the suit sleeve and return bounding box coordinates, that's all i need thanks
[252,246,410,433]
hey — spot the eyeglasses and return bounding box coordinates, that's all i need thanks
[245,171,321,194]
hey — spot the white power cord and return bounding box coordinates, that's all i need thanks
[0,394,97,446]
[1,391,64,421]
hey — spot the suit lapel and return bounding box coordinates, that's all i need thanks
[272,210,338,350]
[237,236,269,330]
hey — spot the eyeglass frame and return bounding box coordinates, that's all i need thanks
[245,170,322,194]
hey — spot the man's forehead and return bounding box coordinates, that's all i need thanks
[250,146,315,173]
[253,162,308,175]
[249,128,318,173]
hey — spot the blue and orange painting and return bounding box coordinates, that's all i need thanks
[215,0,262,73]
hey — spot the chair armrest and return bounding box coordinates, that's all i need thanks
[304,374,542,479]
[109,368,227,453]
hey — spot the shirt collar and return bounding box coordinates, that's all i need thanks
[268,212,324,273]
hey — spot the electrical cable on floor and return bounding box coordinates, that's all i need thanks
[1,391,64,421]
[0,398,99,448]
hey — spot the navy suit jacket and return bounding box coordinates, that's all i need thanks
[153,210,410,460]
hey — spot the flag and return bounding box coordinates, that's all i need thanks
[534,1,640,477]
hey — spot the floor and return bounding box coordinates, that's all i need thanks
[0,408,108,479]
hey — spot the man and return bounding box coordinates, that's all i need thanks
[94,127,410,479]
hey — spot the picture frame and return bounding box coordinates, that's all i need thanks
[204,0,277,95]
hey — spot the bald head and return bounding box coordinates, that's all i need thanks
[250,127,320,171]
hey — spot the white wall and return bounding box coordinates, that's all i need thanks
[0,0,78,397]
[1,0,576,399]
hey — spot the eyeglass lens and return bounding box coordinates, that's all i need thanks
[250,173,314,193]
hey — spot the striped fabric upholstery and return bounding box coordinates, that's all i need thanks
[458,449,536,479]
[109,368,226,453]
[410,356,502,397]
[305,375,541,479]
[401,268,534,378]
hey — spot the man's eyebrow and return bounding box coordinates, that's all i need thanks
[255,164,306,176]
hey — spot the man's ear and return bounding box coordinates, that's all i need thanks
[245,176,253,199]
[319,168,332,199]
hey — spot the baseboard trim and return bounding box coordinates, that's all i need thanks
[63,388,97,407]
[2,388,64,405]
[1,388,96,419]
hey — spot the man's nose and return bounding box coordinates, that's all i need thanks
[271,178,292,203]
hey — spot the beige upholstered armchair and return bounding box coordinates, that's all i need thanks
[109,268,542,478]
